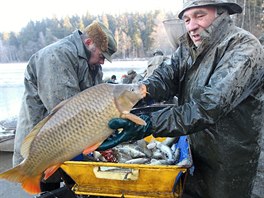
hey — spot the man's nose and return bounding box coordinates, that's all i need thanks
[99,59,105,64]
[186,19,199,32]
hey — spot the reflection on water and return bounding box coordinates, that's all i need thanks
[0,61,147,121]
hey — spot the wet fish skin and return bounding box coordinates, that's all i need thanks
[136,139,152,157]
[162,137,177,147]
[176,158,192,166]
[93,151,107,162]
[173,147,181,164]
[152,149,164,159]
[146,141,157,150]
[0,83,146,194]
[121,145,146,158]
[147,140,174,161]
[150,159,172,165]
[110,139,177,165]
[155,141,173,161]
[126,157,150,164]
[114,150,133,163]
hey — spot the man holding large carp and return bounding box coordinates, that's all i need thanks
[12,20,117,192]
[99,0,264,198]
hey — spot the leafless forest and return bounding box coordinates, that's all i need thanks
[0,0,263,63]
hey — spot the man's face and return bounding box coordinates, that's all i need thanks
[85,39,105,65]
[182,6,217,46]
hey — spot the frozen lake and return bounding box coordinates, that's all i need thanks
[0,60,147,121]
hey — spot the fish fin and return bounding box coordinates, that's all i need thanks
[114,94,134,116]
[0,164,41,194]
[43,164,61,180]
[0,165,23,183]
[82,142,103,155]
[22,174,42,194]
[121,113,146,125]
[20,115,52,158]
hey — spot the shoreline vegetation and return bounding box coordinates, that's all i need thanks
[0,57,150,64]
[0,1,263,63]
[0,11,176,63]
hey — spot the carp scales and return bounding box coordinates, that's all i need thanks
[0,83,147,194]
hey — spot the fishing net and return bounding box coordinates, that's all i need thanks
[163,19,187,49]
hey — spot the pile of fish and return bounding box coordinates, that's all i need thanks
[91,137,191,166]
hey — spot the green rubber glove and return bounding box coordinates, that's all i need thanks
[97,115,152,151]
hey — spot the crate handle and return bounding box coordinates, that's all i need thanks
[93,166,139,181]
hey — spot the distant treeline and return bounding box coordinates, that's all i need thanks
[0,0,263,63]
[0,11,177,63]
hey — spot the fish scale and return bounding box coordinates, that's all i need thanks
[0,83,146,194]
[27,85,118,171]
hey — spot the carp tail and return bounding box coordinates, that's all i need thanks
[22,174,42,195]
[0,165,42,194]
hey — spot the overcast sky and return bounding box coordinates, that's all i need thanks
[0,0,183,32]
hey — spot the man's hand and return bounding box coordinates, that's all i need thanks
[97,115,152,151]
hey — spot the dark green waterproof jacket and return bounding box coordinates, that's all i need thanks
[13,30,103,166]
[143,13,264,198]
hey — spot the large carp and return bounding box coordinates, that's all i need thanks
[0,83,147,194]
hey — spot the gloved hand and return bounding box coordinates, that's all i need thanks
[97,115,152,151]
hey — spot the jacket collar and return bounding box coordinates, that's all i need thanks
[71,30,91,60]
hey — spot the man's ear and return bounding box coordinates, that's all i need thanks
[85,38,93,45]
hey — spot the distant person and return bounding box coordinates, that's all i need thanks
[144,49,168,78]
[105,75,117,84]
[132,73,143,83]
[13,20,117,192]
[120,74,128,84]
[122,69,137,84]
[108,75,117,84]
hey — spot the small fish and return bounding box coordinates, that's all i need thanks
[155,141,173,161]
[147,140,173,161]
[114,150,133,163]
[125,158,150,164]
[173,147,181,164]
[121,145,147,158]
[162,137,177,147]
[93,151,107,162]
[176,158,192,167]
[146,141,157,150]
[136,139,152,158]
[0,83,146,194]
[152,149,164,159]
[150,159,171,165]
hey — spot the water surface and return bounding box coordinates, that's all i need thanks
[0,61,147,120]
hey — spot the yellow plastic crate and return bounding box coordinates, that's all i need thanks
[61,161,186,198]
[60,136,192,198]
